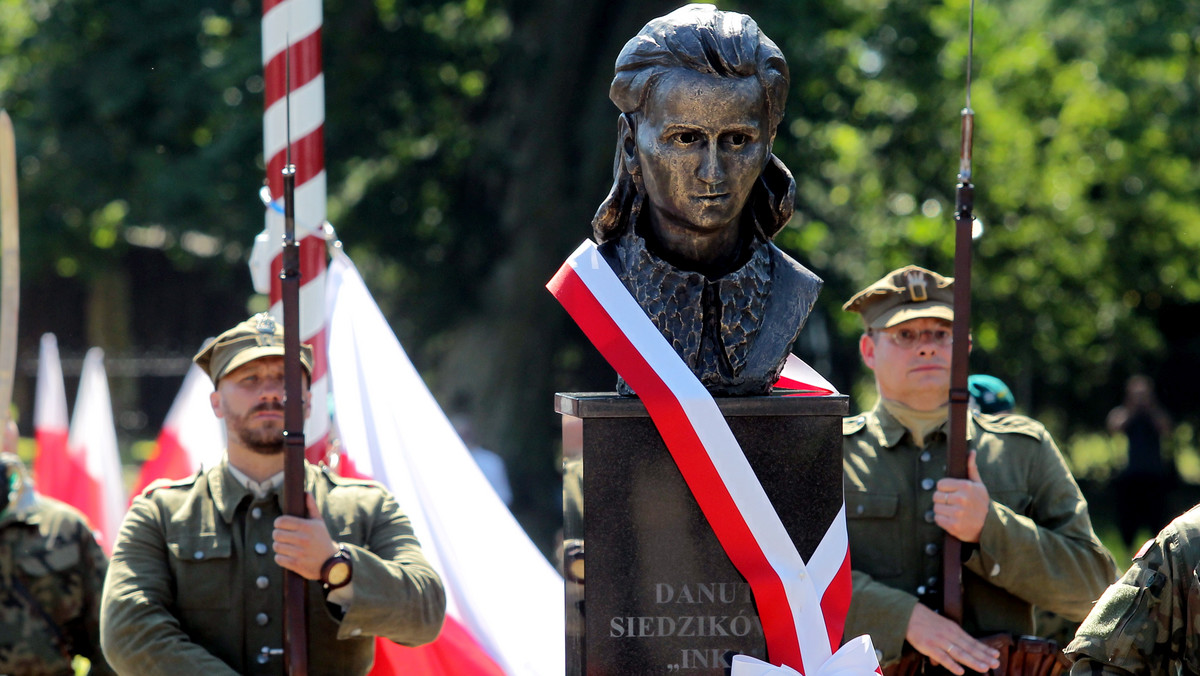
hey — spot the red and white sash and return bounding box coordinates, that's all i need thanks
[548,241,879,675]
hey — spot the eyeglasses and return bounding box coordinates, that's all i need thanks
[872,327,953,349]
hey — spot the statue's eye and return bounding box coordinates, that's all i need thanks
[729,133,748,146]
[676,132,698,145]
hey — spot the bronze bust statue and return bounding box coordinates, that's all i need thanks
[593,3,821,396]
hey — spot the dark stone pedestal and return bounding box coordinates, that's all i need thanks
[557,392,849,676]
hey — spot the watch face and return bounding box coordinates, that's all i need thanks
[326,561,351,587]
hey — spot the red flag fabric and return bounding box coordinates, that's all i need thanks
[32,333,78,505]
[132,364,224,497]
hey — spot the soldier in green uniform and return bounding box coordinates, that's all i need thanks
[1065,504,1200,674]
[100,314,446,675]
[841,266,1117,675]
[1,420,114,675]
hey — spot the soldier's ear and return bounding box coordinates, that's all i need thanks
[619,114,640,178]
[210,391,225,419]
[859,332,877,370]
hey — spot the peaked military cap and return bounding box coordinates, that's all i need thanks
[843,265,954,329]
[193,312,313,384]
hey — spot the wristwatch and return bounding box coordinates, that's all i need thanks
[319,544,353,591]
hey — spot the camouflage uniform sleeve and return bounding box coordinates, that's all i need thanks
[335,489,446,646]
[1064,523,1192,675]
[844,569,918,665]
[100,495,240,675]
[967,426,1117,621]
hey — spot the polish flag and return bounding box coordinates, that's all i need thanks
[66,348,128,554]
[132,363,225,497]
[326,250,563,676]
[32,333,76,503]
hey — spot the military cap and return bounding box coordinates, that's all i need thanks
[842,265,954,329]
[193,313,313,384]
[969,374,1015,414]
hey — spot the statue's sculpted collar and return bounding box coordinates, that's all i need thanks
[608,226,775,395]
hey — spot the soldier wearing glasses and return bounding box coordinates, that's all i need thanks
[840,265,1116,675]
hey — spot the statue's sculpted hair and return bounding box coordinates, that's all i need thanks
[592,3,795,244]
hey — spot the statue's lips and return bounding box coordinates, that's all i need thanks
[693,193,731,202]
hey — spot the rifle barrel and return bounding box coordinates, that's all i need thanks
[280,164,309,675]
[943,106,975,624]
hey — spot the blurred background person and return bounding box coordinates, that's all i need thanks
[0,419,114,675]
[1107,375,1174,549]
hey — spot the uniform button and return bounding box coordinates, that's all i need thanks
[255,542,269,555]
[257,576,270,589]
[256,612,269,626]
[927,576,939,586]
[251,507,263,519]
[193,551,205,560]
[924,543,939,556]
[855,504,864,515]
[920,451,931,463]
[924,510,936,523]
[921,478,935,491]
[916,585,927,595]
[257,651,270,664]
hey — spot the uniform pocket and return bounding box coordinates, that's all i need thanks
[846,491,903,578]
[167,532,234,610]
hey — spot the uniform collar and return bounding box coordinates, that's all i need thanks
[226,461,284,500]
[870,400,978,449]
[209,457,314,524]
[869,401,911,449]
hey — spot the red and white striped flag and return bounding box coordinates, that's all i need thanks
[32,333,73,502]
[250,0,330,463]
[132,363,225,497]
[326,251,563,676]
[66,348,128,554]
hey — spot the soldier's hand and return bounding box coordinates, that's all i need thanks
[906,603,1000,675]
[272,493,339,580]
[933,451,989,543]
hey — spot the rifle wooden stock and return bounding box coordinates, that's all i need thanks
[943,106,974,625]
[280,164,309,675]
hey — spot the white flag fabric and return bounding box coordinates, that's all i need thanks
[326,250,564,676]
[67,348,128,553]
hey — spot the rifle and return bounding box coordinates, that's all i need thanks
[0,111,19,430]
[930,6,1070,675]
[942,0,976,625]
[280,43,310,676]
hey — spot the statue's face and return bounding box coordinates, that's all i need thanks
[633,68,771,245]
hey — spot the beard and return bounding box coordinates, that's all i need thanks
[228,402,286,455]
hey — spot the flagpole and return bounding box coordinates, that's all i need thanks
[262,0,329,464]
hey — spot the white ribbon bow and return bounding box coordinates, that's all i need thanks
[730,635,881,676]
